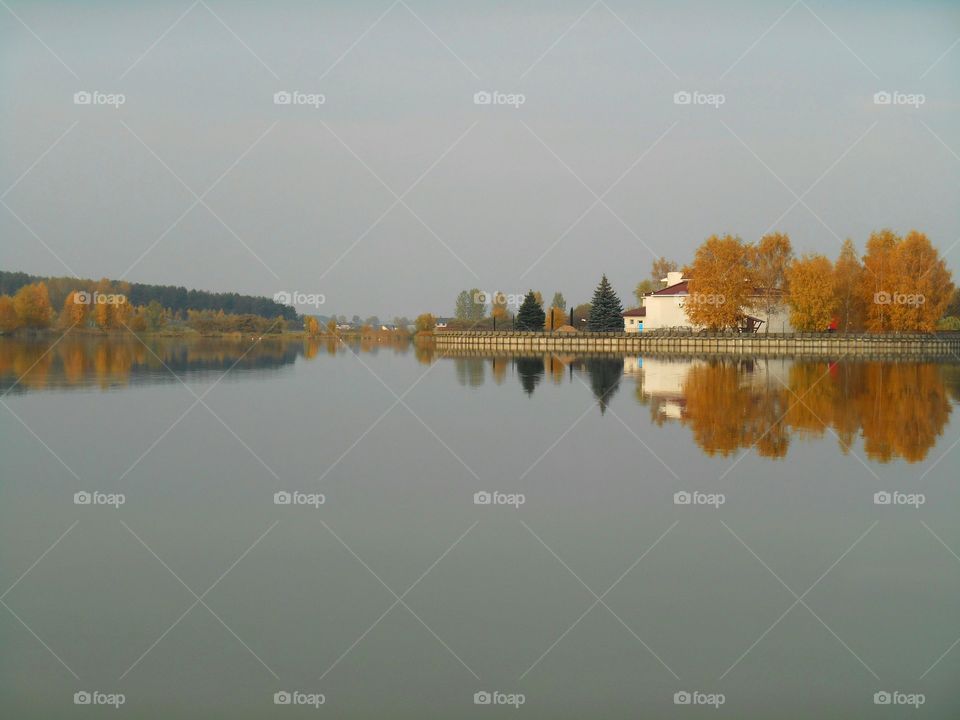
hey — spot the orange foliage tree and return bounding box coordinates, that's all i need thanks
[786,254,837,331]
[12,282,52,328]
[833,238,864,332]
[0,296,20,333]
[685,235,752,331]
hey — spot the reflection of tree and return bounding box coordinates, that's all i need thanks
[666,359,953,463]
[584,357,624,414]
[455,358,485,387]
[491,357,508,385]
[515,357,545,396]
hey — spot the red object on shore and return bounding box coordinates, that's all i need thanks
[827,317,839,332]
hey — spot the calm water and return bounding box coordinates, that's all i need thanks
[1,335,959,718]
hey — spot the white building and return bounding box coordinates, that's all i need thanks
[623,271,794,333]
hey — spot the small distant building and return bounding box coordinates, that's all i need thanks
[434,318,451,330]
[336,323,354,330]
[622,307,646,333]
[380,324,397,331]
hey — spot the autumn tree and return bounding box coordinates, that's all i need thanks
[685,235,752,331]
[749,232,793,332]
[634,279,656,305]
[786,254,837,331]
[887,231,954,332]
[303,316,320,336]
[415,313,436,332]
[12,282,52,328]
[651,257,678,283]
[859,230,899,331]
[490,291,509,325]
[546,306,566,330]
[833,238,864,332]
[0,296,19,333]
[60,291,89,329]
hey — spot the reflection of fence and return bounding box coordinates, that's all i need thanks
[433,331,960,357]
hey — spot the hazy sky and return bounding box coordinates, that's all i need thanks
[1,0,958,317]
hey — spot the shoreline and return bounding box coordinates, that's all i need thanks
[432,330,960,358]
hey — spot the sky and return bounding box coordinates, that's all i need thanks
[1,0,958,318]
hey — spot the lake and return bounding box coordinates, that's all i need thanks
[1,335,959,718]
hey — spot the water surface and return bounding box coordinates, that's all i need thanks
[2,335,959,718]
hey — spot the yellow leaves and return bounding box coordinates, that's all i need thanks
[12,282,52,328]
[415,313,436,332]
[859,230,954,332]
[686,234,751,330]
[0,295,19,333]
[786,254,837,331]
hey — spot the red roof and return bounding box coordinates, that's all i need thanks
[621,307,646,317]
[649,280,689,296]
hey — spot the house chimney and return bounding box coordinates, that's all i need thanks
[665,271,683,287]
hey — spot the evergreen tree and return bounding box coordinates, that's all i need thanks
[516,290,546,331]
[587,275,623,331]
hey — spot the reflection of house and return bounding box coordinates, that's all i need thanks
[623,271,794,332]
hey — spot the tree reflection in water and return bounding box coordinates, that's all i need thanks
[637,357,954,463]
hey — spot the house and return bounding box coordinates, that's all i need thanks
[622,307,646,333]
[434,318,451,330]
[380,324,397,331]
[624,271,793,333]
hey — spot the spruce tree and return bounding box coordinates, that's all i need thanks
[516,290,546,331]
[587,274,624,331]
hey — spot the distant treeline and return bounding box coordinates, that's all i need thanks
[0,271,297,321]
